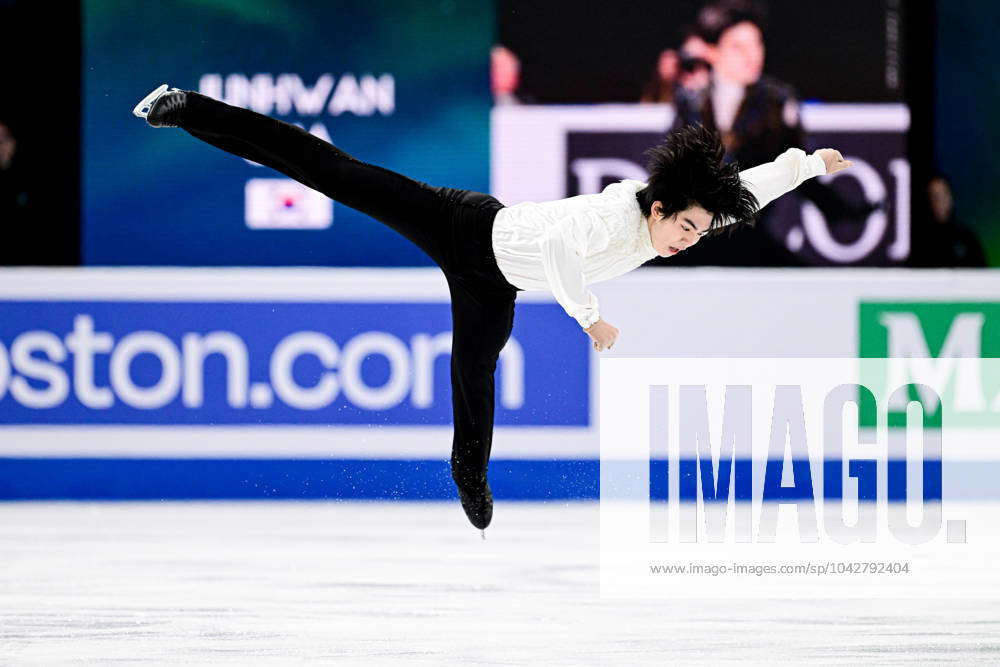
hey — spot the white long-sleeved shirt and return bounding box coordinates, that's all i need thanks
[491,147,828,328]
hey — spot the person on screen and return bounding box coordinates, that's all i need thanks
[672,0,797,165]
[909,175,987,268]
[133,84,852,533]
[666,0,873,266]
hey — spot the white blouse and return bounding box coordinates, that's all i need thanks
[491,147,828,328]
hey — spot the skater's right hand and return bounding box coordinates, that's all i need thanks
[815,148,854,175]
[585,319,619,352]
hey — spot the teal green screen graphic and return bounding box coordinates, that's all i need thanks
[83,0,492,266]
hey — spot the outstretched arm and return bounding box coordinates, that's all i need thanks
[739,148,854,212]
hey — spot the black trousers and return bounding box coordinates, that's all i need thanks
[178,92,518,489]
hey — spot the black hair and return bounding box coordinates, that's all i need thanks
[696,0,766,45]
[637,123,759,235]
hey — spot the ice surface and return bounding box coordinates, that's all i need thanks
[1,501,999,664]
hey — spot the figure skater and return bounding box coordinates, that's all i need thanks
[133,84,853,532]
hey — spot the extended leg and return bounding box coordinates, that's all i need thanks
[447,278,517,529]
[176,91,451,264]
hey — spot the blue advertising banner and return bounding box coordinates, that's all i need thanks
[0,300,588,426]
[83,0,492,266]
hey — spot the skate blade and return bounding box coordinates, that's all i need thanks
[132,84,168,118]
[480,529,486,540]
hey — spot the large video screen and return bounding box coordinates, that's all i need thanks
[83,0,492,266]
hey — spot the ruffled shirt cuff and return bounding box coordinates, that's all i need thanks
[577,309,601,329]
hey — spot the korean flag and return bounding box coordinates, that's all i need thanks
[245,178,333,229]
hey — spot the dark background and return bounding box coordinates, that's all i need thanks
[497,0,903,104]
[934,2,1000,263]
[0,1,80,265]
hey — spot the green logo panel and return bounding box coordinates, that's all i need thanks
[859,302,1000,427]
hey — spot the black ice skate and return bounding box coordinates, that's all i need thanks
[132,84,187,128]
[455,478,493,532]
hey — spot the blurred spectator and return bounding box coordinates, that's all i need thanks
[0,119,15,171]
[0,116,35,265]
[491,44,536,106]
[910,175,987,267]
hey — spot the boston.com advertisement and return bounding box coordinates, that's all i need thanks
[2,268,1000,505]
[0,302,585,425]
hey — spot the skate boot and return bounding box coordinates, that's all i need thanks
[132,84,187,128]
[454,477,493,531]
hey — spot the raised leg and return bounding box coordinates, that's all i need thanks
[177,91,451,265]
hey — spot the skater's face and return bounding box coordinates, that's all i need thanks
[647,202,712,257]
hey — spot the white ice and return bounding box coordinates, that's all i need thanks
[2,502,999,664]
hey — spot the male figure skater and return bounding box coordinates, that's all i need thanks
[133,84,853,532]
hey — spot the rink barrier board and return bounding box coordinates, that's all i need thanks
[0,457,987,501]
[4,269,1000,500]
